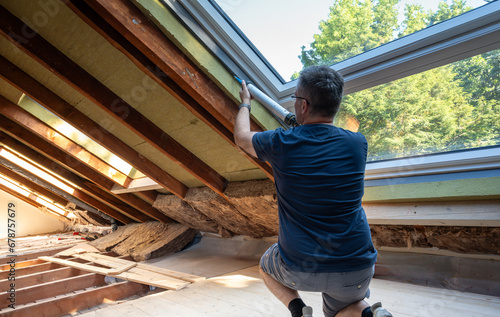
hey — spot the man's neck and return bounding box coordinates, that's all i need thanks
[302,117,334,125]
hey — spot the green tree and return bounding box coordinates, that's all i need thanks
[297,0,499,159]
[299,0,398,68]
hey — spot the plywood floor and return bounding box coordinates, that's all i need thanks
[77,235,500,317]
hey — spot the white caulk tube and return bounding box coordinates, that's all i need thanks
[235,76,297,127]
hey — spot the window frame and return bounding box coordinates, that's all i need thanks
[160,0,500,181]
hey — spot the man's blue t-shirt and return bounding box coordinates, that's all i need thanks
[253,124,377,273]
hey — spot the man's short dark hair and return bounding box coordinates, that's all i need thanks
[297,66,344,118]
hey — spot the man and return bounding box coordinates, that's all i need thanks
[234,66,392,317]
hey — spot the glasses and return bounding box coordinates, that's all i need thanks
[291,94,309,105]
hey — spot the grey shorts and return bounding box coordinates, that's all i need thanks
[260,243,374,317]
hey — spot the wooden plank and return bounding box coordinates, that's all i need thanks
[107,262,137,274]
[0,54,188,199]
[75,253,205,283]
[66,0,274,180]
[0,280,149,317]
[0,5,228,197]
[39,256,190,290]
[0,273,105,308]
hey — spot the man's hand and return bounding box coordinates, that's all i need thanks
[234,80,257,157]
[239,80,252,105]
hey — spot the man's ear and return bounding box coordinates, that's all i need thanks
[300,100,309,115]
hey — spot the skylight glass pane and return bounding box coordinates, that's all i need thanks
[334,48,500,161]
[213,0,490,81]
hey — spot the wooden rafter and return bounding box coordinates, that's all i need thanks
[0,158,69,207]
[136,190,159,205]
[0,97,172,223]
[67,0,274,180]
[0,131,130,220]
[0,4,229,197]
[0,129,171,224]
[0,144,139,224]
[0,95,131,188]
[0,54,188,199]
[0,181,45,212]
[0,119,138,224]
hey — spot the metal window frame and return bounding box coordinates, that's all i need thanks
[160,0,500,180]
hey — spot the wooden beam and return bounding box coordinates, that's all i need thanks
[0,120,116,191]
[135,190,159,205]
[0,131,138,223]
[0,5,229,196]
[0,162,68,207]
[0,96,131,188]
[0,120,136,224]
[0,147,143,223]
[0,280,149,317]
[0,182,43,212]
[66,0,274,180]
[0,112,170,223]
[0,54,188,199]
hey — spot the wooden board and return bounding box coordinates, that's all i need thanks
[75,253,204,283]
[38,254,196,291]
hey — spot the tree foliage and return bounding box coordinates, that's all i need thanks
[297,0,500,160]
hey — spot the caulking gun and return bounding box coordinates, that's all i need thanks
[235,76,297,129]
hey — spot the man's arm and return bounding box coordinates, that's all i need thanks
[234,80,258,157]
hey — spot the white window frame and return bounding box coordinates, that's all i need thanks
[160,0,500,181]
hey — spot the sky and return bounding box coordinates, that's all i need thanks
[215,0,490,81]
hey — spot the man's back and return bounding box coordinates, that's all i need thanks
[253,124,377,273]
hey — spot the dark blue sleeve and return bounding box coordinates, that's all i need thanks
[252,130,276,162]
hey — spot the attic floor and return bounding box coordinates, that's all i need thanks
[75,235,500,317]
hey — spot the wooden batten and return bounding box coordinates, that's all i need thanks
[184,187,275,238]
